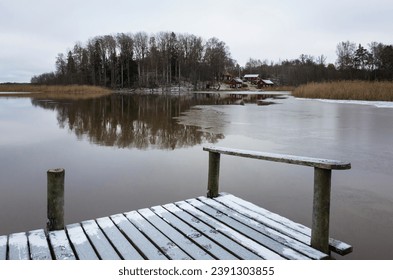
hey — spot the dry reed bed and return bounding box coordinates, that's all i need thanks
[0,84,112,99]
[293,81,393,101]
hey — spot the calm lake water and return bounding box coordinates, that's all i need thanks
[0,93,392,260]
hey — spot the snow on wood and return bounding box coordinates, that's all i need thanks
[66,223,98,260]
[125,210,192,260]
[163,202,261,260]
[328,238,353,255]
[151,205,238,260]
[27,229,52,260]
[222,194,311,234]
[187,198,309,260]
[203,146,351,170]
[215,195,311,244]
[218,194,352,255]
[0,235,7,259]
[110,213,167,260]
[176,200,285,260]
[198,196,327,259]
[96,217,144,260]
[2,193,351,259]
[138,207,214,260]
[8,232,29,260]
[81,220,121,260]
[48,230,76,260]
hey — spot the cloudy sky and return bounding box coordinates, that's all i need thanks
[1,0,392,83]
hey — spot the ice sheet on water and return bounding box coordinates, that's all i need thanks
[299,98,393,108]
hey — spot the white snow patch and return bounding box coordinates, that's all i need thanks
[49,230,68,245]
[138,208,156,219]
[151,206,168,216]
[299,98,393,108]
[96,217,113,229]
[126,211,146,223]
[163,203,182,213]
[67,225,90,245]
[0,235,7,247]
[178,200,284,260]
[28,230,48,248]
[82,220,101,240]
[9,232,27,248]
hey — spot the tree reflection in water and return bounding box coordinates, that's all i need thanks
[31,94,228,150]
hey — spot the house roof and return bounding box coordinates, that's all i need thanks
[233,78,243,83]
[244,74,259,78]
[261,79,274,84]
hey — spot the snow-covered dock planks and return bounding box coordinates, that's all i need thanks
[0,193,351,260]
[0,235,8,259]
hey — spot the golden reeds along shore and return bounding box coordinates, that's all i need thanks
[0,84,112,99]
[292,81,393,102]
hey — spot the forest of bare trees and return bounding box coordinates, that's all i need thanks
[31,31,234,89]
[31,31,393,88]
[244,41,393,86]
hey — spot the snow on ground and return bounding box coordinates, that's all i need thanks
[299,98,393,108]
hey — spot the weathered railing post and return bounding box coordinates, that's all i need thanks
[207,152,220,198]
[311,167,332,254]
[203,146,351,255]
[47,168,65,231]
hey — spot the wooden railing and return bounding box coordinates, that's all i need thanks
[203,146,351,254]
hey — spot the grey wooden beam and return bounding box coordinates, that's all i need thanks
[203,146,351,170]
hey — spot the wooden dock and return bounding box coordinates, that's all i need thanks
[0,147,352,260]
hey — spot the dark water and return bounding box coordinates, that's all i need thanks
[0,93,392,259]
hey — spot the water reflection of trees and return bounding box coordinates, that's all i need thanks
[32,94,226,150]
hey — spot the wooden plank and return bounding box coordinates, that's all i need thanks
[8,232,29,260]
[0,235,7,260]
[177,200,286,260]
[125,210,192,260]
[187,198,309,260]
[66,223,99,260]
[81,220,121,260]
[151,205,238,260]
[199,196,328,260]
[222,194,352,255]
[203,146,351,170]
[220,194,353,255]
[163,203,261,260]
[138,208,214,260]
[96,217,144,260]
[110,213,167,260]
[27,229,52,260]
[216,194,311,243]
[328,239,353,256]
[177,200,285,259]
[48,230,76,260]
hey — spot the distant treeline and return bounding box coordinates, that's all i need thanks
[244,41,393,86]
[31,32,393,88]
[31,32,233,89]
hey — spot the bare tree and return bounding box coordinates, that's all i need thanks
[134,32,149,86]
[335,41,356,70]
[117,33,134,88]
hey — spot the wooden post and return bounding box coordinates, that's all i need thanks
[207,152,220,198]
[311,167,332,254]
[47,168,65,231]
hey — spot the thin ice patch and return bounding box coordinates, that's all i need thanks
[299,98,393,108]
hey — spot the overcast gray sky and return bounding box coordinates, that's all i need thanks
[1,0,392,83]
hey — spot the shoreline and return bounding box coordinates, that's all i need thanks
[298,97,393,108]
[4,81,393,103]
[0,84,112,99]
